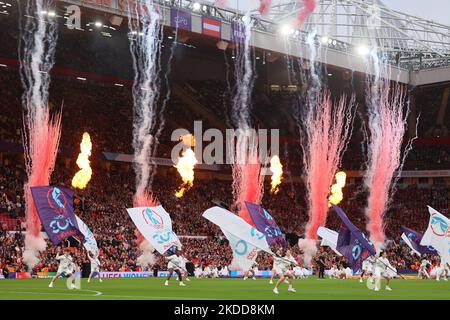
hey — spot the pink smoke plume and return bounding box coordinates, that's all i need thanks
[302,93,355,242]
[258,0,273,16]
[364,79,410,247]
[214,0,228,8]
[23,111,62,267]
[295,0,317,28]
[231,137,264,226]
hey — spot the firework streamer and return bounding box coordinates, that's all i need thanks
[127,2,163,201]
[230,133,265,225]
[363,52,414,248]
[295,0,317,29]
[230,14,254,132]
[294,19,352,265]
[258,0,273,16]
[127,2,165,266]
[228,14,264,224]
[19,0,61,269]
[299,93,356,265]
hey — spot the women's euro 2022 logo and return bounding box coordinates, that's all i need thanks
[430,214,450,237]
[47,187,67,214]
[46,187,76,235]
[142,208,164,229]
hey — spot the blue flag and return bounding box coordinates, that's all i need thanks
[31,186,84,245]
[401,226,437,255]
[244,202,287,248]
[333,205,376,273]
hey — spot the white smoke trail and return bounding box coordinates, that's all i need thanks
[20,0,58,123]
[231,13,254,131]
[362,54,414,245]
[127,3,163,197]
[137,240,156,268]
[298,238,317,267]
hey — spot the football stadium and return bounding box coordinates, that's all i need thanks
[0,0,450,308]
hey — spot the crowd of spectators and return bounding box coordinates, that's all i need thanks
[0,156,448,274]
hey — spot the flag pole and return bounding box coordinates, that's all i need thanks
[372,255,406,280]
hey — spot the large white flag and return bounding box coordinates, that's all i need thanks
[400,233,421,256]
[127,206,182,254]
[222,229,260,270]
[75,215,99,257]
[420,206,450,263]
[317,226,342,256]
[202,206,272,254]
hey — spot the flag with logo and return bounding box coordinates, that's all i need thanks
[126,206,181,254]
[170,8,192,31]
[317,226,342,256]
[30,186,83,245]
[401,226,437,256]
[231,21,246,44]
[244,202,287,248]
[203,206,272,254]
[222,229,259,270]
[333,205,376,273]
[75,215,99,257]
[420,206,450,264]
[202,17,221,38]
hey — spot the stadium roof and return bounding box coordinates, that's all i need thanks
[205,0,450,70]
[56,0,450,83]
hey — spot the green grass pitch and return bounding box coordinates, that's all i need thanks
[0,277,449,300]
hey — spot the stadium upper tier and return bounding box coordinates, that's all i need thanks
[44,0,450,85]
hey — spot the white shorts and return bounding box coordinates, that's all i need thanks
[374,268,388,278]
[91,265,100,273]
[275,267,290,276]
[168,262,181,270]
[57,269,72,277]
[362,265,373,273]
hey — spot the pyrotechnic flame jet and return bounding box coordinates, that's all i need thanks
[72,132,93,189]
[328,171,346,207]
[269,155,283,194]
[174,134,198,198]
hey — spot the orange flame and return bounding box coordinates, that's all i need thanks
[71,132,92,189]
[328,171,346,207]
[174,148,198,198]
[269,155,283,194]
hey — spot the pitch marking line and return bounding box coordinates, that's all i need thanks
[0,290,221,300]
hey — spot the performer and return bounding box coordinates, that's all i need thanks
[440,258,449,281]
[164,246,186,287]
[360,255,375,283]
[87,251,102,283]
[272,248,297,294]
[179,250,191,282]
[269,258,276,284]
[243,263,258,280]
[418,255,431,279]
[373,251,394,291]
[48,248,77,288]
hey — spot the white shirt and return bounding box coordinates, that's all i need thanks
[89,256,100,268]
[56,254,74,272]
[420,259,430,269]
[166,254,182,269]
[375,257,393,271]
